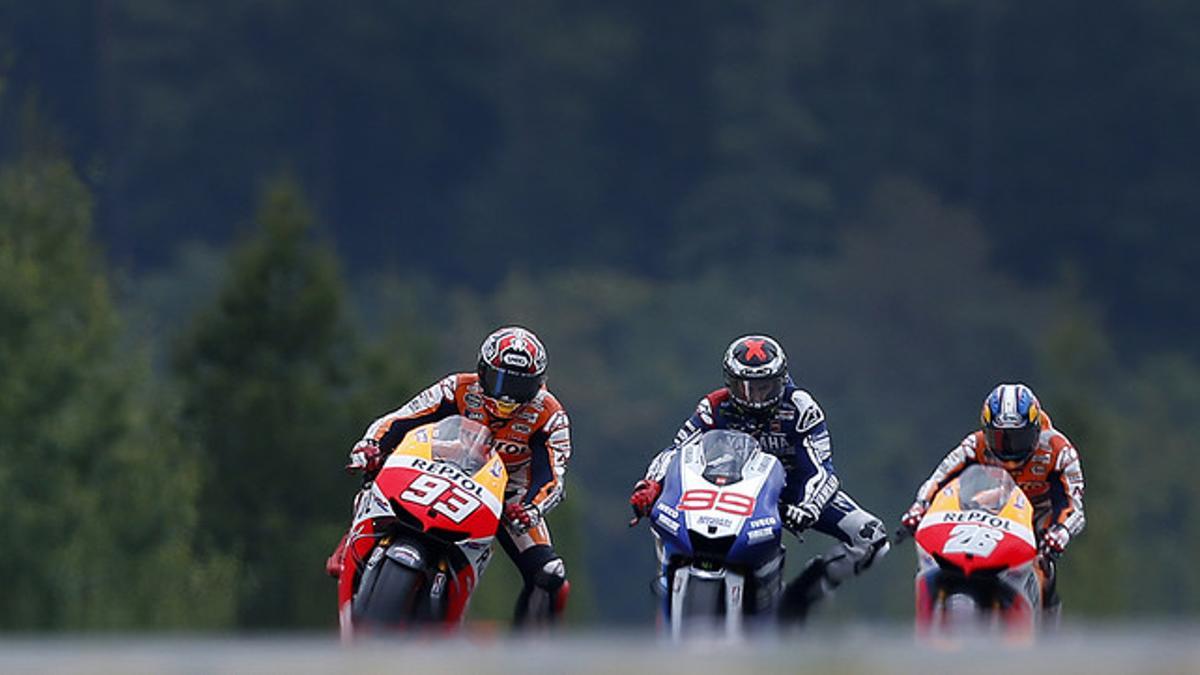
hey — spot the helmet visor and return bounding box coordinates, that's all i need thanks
[985,425,1040,463]
[726,376,785,409]
[479,364,543,404]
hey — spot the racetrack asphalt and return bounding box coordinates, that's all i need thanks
[1,624,1197,674]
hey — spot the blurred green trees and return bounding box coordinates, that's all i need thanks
[171,178,425,627]
[0,1,1198,629]
[0,152,235,628]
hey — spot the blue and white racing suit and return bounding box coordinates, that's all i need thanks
[643,384,889,600]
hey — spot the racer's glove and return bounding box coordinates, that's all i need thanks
[781,502,820,534]
[629,479,662,524]
[1040,524,1070,560]
[900,500,929,534]
[504,502,542,535]
[346,439,384,475]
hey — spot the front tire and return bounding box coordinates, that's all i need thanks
[671,568,727,638]
[352,558,424,628]
[943,591,980,628]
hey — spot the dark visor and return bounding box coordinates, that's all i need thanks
[986,425,1039,462]
[480,365,542,403]
[728,377,785,408]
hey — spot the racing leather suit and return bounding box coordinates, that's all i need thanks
[642,383,889,620]
[346,373,572,624]
[911,410,1085,610]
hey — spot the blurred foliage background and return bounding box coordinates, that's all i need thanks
[0,1,1197,629]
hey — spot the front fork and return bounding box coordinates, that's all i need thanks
[667,565,746,640]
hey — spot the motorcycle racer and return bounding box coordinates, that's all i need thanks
[630,335,890,622]
[327,326,573,627]
[899,383,1085,619]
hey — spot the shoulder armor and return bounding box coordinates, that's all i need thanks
[697,392,723,427]
[789,389,825,433]
[538,393,569,428]
[441,374,463,399]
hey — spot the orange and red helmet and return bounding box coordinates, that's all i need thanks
[476,326,547,417]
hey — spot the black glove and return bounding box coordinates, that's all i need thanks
[781,503,819,533]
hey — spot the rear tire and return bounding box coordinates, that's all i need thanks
[353,559,424,627]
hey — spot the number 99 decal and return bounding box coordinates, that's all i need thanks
[677,489,756,517]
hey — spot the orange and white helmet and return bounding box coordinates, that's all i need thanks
[476,326,548,418]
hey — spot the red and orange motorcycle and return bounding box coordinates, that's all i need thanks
[912,464,1045,639]
[337,415,507,638]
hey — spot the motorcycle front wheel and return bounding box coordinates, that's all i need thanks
[352,557,425,628]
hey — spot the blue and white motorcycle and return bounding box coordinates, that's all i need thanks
[644,429,788,638]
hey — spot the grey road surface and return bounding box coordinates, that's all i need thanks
[1,625,1197,675]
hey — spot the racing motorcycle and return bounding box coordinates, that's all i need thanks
[912,464,1043,638]
[337,415,507,638]
[643,429,788,639]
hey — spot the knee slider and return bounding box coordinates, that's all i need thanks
[851,518,889,573]
[533,557,567,591]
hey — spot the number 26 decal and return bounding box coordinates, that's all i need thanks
[943,523,1003,556]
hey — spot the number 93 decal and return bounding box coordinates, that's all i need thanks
[399,474,482,523]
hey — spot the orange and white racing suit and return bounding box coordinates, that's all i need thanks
[912,411,1085,607]
[354,372,573,623]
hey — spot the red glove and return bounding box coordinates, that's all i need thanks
[1040,524,1070,559]
[504,502,542,535]
[346,439,384,474]
[629,479,662,523]
[900,500,929,534]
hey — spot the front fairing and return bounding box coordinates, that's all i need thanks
[651,444,785,569]
[651,454,692,557]
[915,465,1038,576]
[356,419,508,552]
[726,456,785,567]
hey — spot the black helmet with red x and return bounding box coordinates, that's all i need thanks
[722,334,788,413]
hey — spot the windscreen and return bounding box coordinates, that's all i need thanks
[430,416,495,475]
[957,464,1019,515]
[698,430,759,486]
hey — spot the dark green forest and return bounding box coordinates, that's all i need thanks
[0,1,1197,630]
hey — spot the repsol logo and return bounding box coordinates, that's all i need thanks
[492,440,526,456]
[941,511,1011,530]
[409,458,486,498]
[1018,480,1048,494]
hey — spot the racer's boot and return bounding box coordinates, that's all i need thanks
[327,491,368,578]
[779,552,842,624]
[1042,595,1062,632]
[325,532,349,578]
[779,535,889,625]
[1041,558,1062,632]
[511,540,571,624]
[515,556,569,628]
